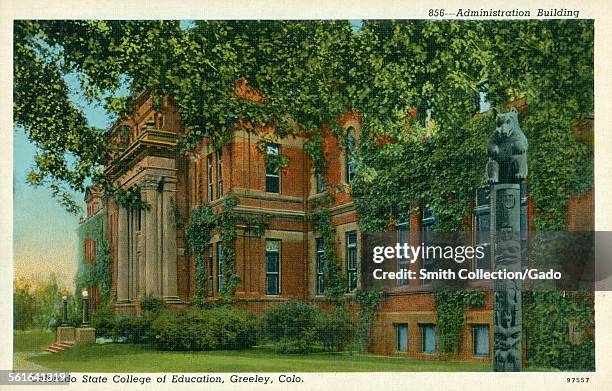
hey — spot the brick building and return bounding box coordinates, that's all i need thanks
[79,91,594,362]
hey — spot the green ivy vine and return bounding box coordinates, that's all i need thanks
[76,208,111,305]
[312,208,345,305]
[185,193,269,305]
[434,290,486,355]
[219,195,239,300]
[354,290,384,352]
[523,291,594,370]
[185,206,216,308]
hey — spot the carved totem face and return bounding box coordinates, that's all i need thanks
[495,110,519,138]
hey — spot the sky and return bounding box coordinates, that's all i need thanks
[13,75,114,290]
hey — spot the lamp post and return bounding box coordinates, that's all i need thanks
[81,290,89,326]
[61,295,68,326]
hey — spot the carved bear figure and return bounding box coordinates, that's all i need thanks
[485,107,528,184]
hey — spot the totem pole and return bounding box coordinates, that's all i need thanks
[485,107,528,371]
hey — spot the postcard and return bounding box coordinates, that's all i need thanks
[1,1,611,390]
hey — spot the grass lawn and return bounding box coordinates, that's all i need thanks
[14,331,558,372]
[13,330,56,370]
[14,330,55,352]
[24,342,490,372]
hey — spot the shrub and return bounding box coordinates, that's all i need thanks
[150,306,257,351]
[140,296,166,315]
[261,300,356,354]
[315,308,354,352]
[90,305,117,339]
[115,315,151,344]
[260,300,319,342]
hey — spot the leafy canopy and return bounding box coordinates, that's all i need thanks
[14,20,593,228]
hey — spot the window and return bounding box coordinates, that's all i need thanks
[396,324,408,352]
[216,241,223,293]
[208,243,214,295]
[316,172,326,193]
[84,239,96,264]
[396,213,410,286]
[421,324,436,353]
[196,159,202,203]
[472,324,490,356]
[477,83,491,113]
[422,207,436,284]
[266,240,281,295]
[316,238,325,295]
[475,188,491,270]
[346,127,356,183]
[207,154,214,202]
[346,231,357,291]
[265,143,281,193]
[216,149,223,198]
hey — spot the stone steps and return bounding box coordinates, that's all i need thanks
[45,341,75,353]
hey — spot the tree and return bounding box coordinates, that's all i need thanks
[14,20,593,229]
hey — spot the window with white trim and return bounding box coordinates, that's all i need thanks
[316,238,325,295]
[265,143,280,193]
[216,149,223,198]
[207,154,213,202]
[346,127,356,183]
[216,241,223,293]
[346,231,357,291]
[266,239,281,295]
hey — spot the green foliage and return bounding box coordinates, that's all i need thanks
[261,300,320,342]
[434,290,486,355]
[186,193,268,305]
[219,194,239,299]
[139,296,166,314]
[185,205,216,307]
[90,305,117,339]
[76,208,111,306]
[315,308,354,352]
[261,299,355,354]
[354,290,384,352]
[14,274,70,330]
[313,209,345,304]
[114,315,153,344]
[15,20,593,232]
[13,284,35,330]
[150,306,257,351]
[523,291,594,371]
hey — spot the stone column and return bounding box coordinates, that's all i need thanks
[143,185,159,296]
[162,180,179,301]
[117,206,129,302]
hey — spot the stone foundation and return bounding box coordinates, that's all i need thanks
[75,327,96,344]
[56,326,75,342]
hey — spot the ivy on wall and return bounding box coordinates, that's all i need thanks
[312,208,345,305]
[354,290,384,352]
[76,208,111,304]
[523,291,594,370]
[219,195,239,300]
[185,193,269,305]
[185,205,216,307]
[434,290,486,355]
